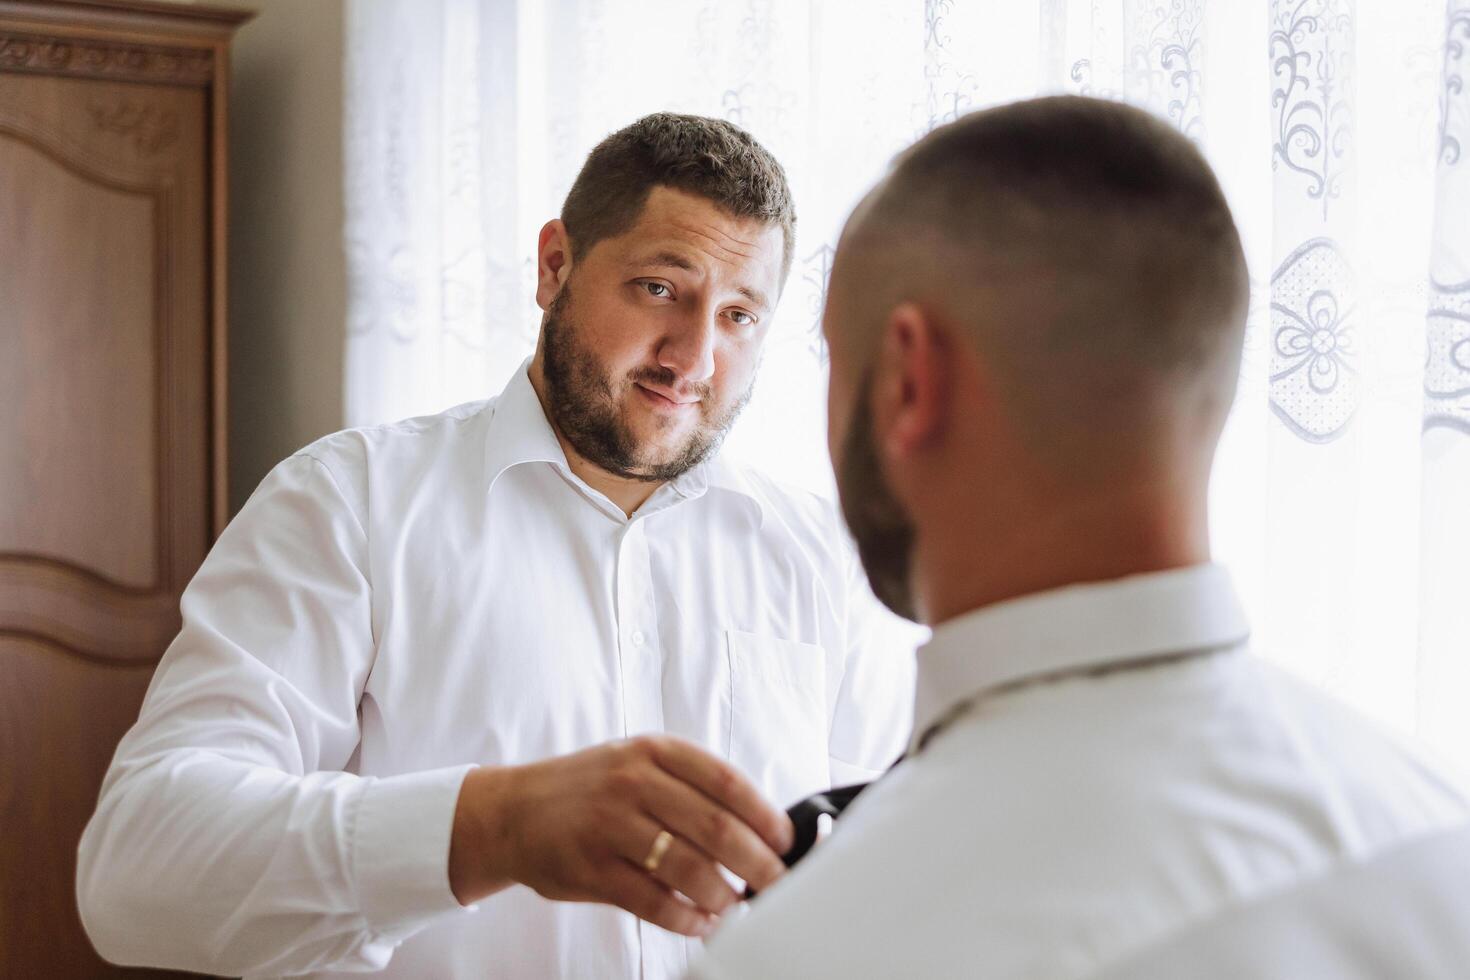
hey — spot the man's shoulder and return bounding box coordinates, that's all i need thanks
[1085,816,1470,980]
[257,399,497,523]
[283,398,496,488]
[1249,657,1470,837]
[696,655,1470,980]
[296,398,495,467]
[710,455,846,547]
[714,455,834,518]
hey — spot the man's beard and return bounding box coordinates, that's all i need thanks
[540,287,752,482]
[835,372,919,622]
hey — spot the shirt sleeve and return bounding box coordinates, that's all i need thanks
[76,452,473,977]
[826,534,923,786]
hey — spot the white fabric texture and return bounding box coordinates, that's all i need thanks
[76,363,916,979]
[691,565,1470,980]
[343,0,1470,773]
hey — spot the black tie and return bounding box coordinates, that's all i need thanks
[743,765,901,900]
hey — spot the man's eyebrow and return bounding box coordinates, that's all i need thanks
[631,250,697,272]
[735,284,772,312]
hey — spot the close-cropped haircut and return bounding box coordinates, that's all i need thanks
[854,95,1249,388]
[561,112,797,282]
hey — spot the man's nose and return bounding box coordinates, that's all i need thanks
[656,308,718,384]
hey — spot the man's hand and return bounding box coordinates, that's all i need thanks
[447,736,795,937]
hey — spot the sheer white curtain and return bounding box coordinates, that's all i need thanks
[344,0,1470,769]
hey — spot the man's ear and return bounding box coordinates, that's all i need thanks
[535,219,574,311]
[872,302,949,463]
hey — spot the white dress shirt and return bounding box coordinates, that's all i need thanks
[76,362,916,980]
[692,564,1470,980]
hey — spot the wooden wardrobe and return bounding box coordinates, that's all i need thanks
[0,2,250,974]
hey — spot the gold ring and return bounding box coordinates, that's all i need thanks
[642,829,674,873]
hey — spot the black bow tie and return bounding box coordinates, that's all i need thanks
[742,777,882,900]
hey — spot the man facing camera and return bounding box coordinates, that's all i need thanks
[77,113,914,980]
[692,97,1470,979]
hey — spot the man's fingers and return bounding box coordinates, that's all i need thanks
[602,860,716,938]
[644,737,795,855]
[647,834,743,915]
[614,815,741,916]
[637,765,788,895]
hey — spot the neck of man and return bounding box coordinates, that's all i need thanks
[911,473,1212,627]
[528,357,663,518]
[560,440,663,518]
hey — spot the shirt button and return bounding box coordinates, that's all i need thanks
[630,630,646,647]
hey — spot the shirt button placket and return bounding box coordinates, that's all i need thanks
[618,518,679,979]
[616,519,663,739]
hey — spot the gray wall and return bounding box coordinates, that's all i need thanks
[201,0,349,513]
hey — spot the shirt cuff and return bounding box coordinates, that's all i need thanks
[351,764,476,939]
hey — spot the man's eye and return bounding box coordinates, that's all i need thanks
[643,281,671,298]
[728,309,756,326]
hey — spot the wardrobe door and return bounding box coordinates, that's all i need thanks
[0,3,249,974]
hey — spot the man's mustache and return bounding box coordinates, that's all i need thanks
[629,366,712,405]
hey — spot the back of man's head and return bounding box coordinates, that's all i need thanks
[834,95,1249,483]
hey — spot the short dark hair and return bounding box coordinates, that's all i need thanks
[842,96,1249,472]
[561,112,797,282]
[873,95,1247,372]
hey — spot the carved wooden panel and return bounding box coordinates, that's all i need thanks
[0,71,207,656]
[0,2,250,975]
[1,121,161,589]
[0,32,214,86]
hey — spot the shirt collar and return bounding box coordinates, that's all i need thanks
[483,359,767,528]
[685,453,767,529]
[910,563,1251,751]
[482,359,567,495]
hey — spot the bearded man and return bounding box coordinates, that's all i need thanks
[77,113,914,980]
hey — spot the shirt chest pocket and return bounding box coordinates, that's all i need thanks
[725,629,831,809]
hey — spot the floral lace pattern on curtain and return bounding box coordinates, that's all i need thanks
[1269,0,1359,442]
[1427,3,1470,433]
[344,0,1470,771]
